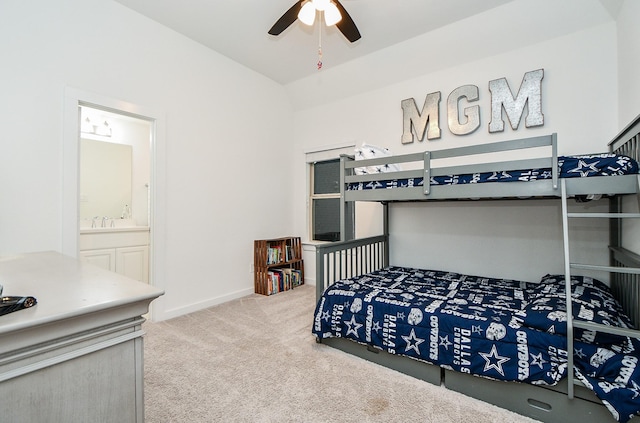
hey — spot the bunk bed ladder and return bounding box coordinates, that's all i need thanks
[561,178,640,399]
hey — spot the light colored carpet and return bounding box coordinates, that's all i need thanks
[143,284,540,422]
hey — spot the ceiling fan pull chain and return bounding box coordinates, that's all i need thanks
[317,21,323,70]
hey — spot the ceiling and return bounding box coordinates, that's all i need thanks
[113,0,518,85]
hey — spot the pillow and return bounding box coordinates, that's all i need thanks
[537,274,612,295]
[354,143,402,175]
[521,274,634,346]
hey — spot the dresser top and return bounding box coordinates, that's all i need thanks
[0,251,163,336]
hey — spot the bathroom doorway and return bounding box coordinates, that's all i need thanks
[62,87,166,321]
[78,105,152,283]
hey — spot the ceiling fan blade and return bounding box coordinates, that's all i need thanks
[268,1,305,36]
[334,0,361,42]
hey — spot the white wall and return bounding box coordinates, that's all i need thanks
[293,3,625,283]
[0,0,294,321]
[286,0,620,112]
[616,0,640,256]
[617,0,640,127]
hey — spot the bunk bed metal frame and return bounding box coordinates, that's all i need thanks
[315,114,640,423]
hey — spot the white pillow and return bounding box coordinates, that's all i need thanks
[354,143,401,174]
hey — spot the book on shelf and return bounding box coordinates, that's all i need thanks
[267,244,299,265]
[266,268,302,295]
[266,245,283,265]
[267,270,279,295]
[291,268,302,287]
[285,245,294,261]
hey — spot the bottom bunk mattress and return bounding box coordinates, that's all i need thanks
[312,267,640,422]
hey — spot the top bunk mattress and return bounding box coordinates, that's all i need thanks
[348,153,639,192]
[343,133,640,201]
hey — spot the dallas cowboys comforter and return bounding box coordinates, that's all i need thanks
[312,267,640,422]
[347,153,639,191]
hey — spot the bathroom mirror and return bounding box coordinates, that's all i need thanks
[79,139,132,220]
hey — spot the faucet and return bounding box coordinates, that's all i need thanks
[102,216,109,228]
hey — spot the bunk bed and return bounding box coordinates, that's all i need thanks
[313,114,640,423]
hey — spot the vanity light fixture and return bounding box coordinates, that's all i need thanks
[81,117,112,138]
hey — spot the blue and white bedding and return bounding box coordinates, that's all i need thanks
[347,154,639,191]
[312,267,640,422]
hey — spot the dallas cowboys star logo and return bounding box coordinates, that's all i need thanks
[439,335,452,350]
[321,310,330,321]
[530,352,548,369]
[479,344,510,376]
[630,380,640,400]
[568,159,600,177]
[402,328,425,354]
[344,315,363,338]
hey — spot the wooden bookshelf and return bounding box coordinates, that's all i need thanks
[254,237,304,295]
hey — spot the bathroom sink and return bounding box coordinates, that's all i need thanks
[80,226,149,234]
[79,218,149,233]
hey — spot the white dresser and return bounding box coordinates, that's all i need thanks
[0,251,163,423]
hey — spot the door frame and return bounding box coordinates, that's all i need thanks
[62,87,166,321]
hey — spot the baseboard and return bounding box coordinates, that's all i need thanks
[155,287,254,321]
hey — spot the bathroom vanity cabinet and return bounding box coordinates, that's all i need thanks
[0,251,163,422]
[80,226,149,283]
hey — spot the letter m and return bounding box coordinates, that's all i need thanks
[401,92,441,143]
[488,69,544,133]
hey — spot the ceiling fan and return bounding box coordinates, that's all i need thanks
[268,0,361,43]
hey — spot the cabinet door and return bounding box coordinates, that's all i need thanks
[116,246,149,283]
[79,249,116,272]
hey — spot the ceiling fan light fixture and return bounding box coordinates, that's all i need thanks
[324,2,342,26]
[298,1,316,26]
[312,0,330,11]
[269,0,361,44]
